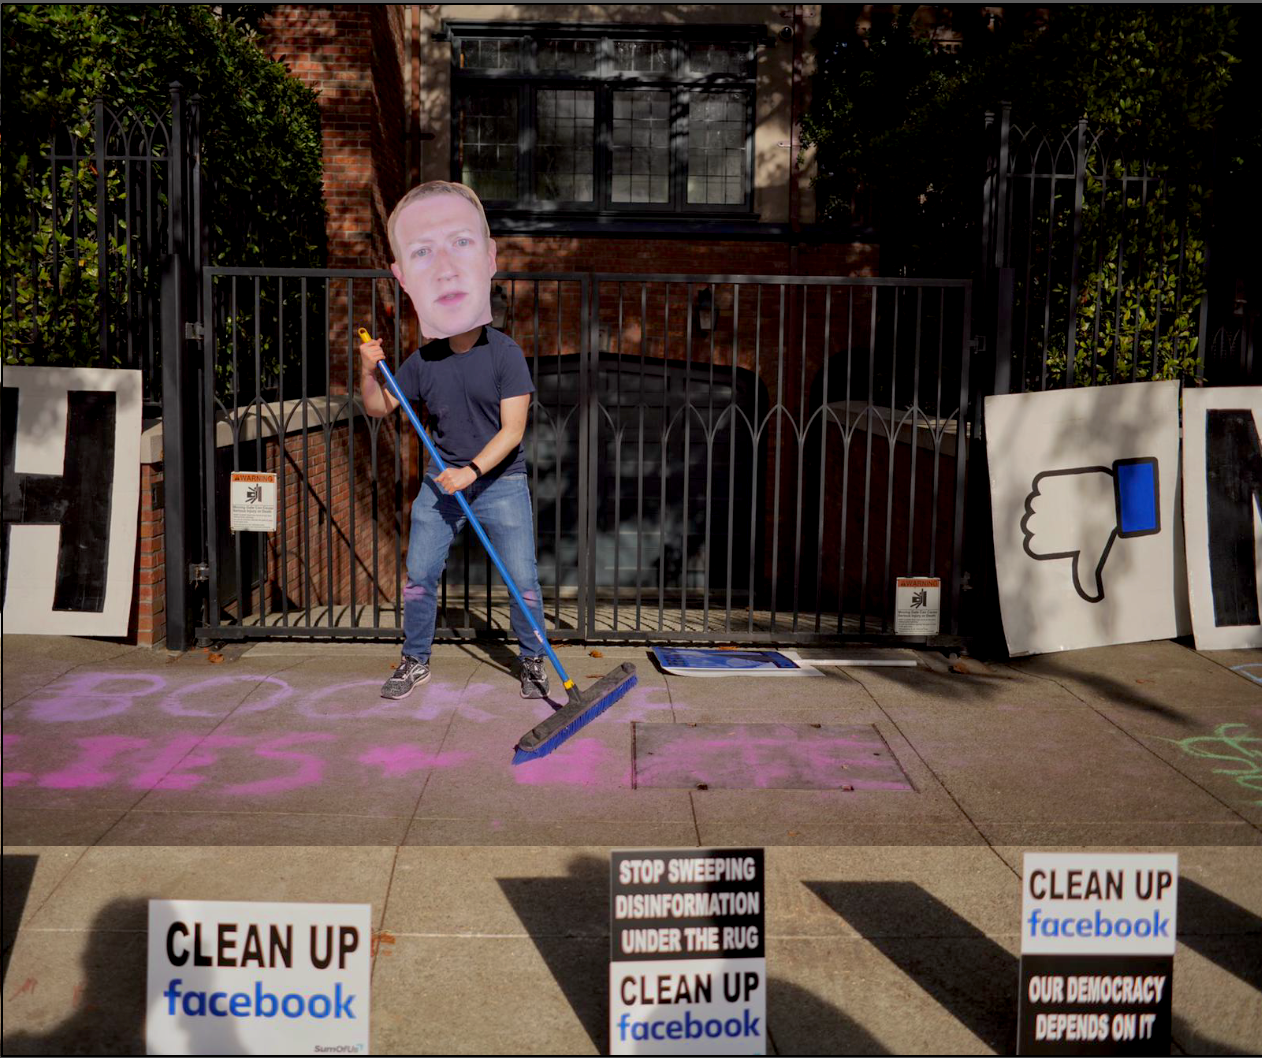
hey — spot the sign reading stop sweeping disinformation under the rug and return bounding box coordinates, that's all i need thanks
[1018,853,1177,1055]
[610,849,766,1055]
[146,900,371,1055]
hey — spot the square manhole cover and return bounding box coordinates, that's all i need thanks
[632,723,914,791]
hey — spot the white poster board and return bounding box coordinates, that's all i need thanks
[2,366,142,635]
[985,382,1190,655]
[146,900,372,1055]
[1182,387,1262,649]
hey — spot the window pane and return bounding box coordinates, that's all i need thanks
[687,43,749,76]
[458,88,518,202]
[686,92,746,205]
[611,40,671,73]
[538,38,597,73]
[460,39,519,71]
[537,89,596,202]
[611,90,670,204]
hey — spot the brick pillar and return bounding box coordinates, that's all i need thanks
[261,4,410,270]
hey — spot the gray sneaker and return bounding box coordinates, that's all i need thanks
[381,655,430,699]
[519,656,550,699]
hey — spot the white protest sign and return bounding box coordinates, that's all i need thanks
[1017,853,1177,1055]
[610,850,766,1055]
[895,576,941,634]
[986,381,1190,655]
[1181,386,1262,649]
[230,472,278,532]
[146,900,371,1055]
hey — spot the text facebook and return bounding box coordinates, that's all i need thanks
[162,979,357,1020]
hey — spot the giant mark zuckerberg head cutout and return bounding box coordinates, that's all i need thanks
[388,181,497,341]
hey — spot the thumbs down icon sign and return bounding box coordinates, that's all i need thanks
[1020,457,1161,603]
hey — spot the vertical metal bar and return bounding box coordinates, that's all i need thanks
[255,277,267,629]
[882,286,900,631]
[814,285,832,632]
[1130,161,1151,379]
[232,279,245,628]
[748,285,761,633]
[1065,117,1089,380]
[681,283,693,633]
[659,283,670,631]
[394,279,404,629]
[1040,156,1057,390]
[1111,164,1130,384]
[859,285,878,633]
[324,284,334,627]
[347,282,357,627]
[301,277,312,624]
[49,141,61,340]
[726,283,739,633]
[636,281,646,631]
[584,274,597,639]
[203,269,219,635]
[530,281,541,623]
[951,283,973,634]
[95,99,109,363]
[279,276,289,626]
[906,287,923,576]
[613,282,624,631]
[769,284,785,631]
[1089,142,1108,385]
[837,287,855,632]
[371,281,380,629]
[702,285,715,632]
[554,280,563,629]
[792,283,807,631]
[929,289,945,575]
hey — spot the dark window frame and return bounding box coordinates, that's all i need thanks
[446,21,764,221]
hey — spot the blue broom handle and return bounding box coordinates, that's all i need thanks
[373,356,576,691]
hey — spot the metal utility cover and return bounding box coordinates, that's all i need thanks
[632,723,914,791]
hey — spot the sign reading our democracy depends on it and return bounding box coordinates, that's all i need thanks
[146,900,371,1056]
[610,849,766,1055]
[1018,854,1177,1055]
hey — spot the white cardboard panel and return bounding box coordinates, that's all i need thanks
[985,381,1188,655]
[2,366,142,635]
[1182,386,1262,649]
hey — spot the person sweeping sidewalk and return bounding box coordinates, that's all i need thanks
[357,181,550,701]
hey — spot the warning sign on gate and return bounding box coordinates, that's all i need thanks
[230,472,278,532]
[895,576,941,635]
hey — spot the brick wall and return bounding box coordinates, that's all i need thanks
[130,462,166,647]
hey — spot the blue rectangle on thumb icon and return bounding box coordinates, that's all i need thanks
[1114,457,1160,537]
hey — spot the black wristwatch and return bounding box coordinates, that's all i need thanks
[469,461,483,479]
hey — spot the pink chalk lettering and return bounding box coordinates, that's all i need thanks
[2,734,32,787]
[298,680,404,720]
[28,672,166,723]
[129,734,249,791]
[160,674,294,718]
[38,735,150,789]
[514,739,629,787]
[223,733,336,796]
[357,745,474,777]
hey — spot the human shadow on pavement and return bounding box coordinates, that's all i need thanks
[805,880,1018,1055]
[2,854,39,987]
[499,853,894,1055]
[1173,1013,1257,1057]
[2,896,251,1056]
[1178,877,1262,993]
[1011,655,1196,723]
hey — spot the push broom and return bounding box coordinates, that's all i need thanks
[358,329,636,763]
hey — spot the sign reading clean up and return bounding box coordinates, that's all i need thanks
[147,900,371,1055]
[895,576,941,634]
[610,849,766,1055]
[1018,853,1176,1055]
[230,472,278,532]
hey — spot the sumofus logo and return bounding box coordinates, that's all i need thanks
[313,1046,364,1054]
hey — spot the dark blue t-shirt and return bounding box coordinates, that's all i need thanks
[394,326,534,478]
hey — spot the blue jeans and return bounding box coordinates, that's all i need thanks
[403,472,547,662]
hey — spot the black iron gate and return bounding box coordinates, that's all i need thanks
[191,268,974,645]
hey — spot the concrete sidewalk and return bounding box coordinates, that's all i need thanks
[3,635,1260,1053]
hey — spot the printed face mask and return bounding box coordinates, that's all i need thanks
[390,194,496,340]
